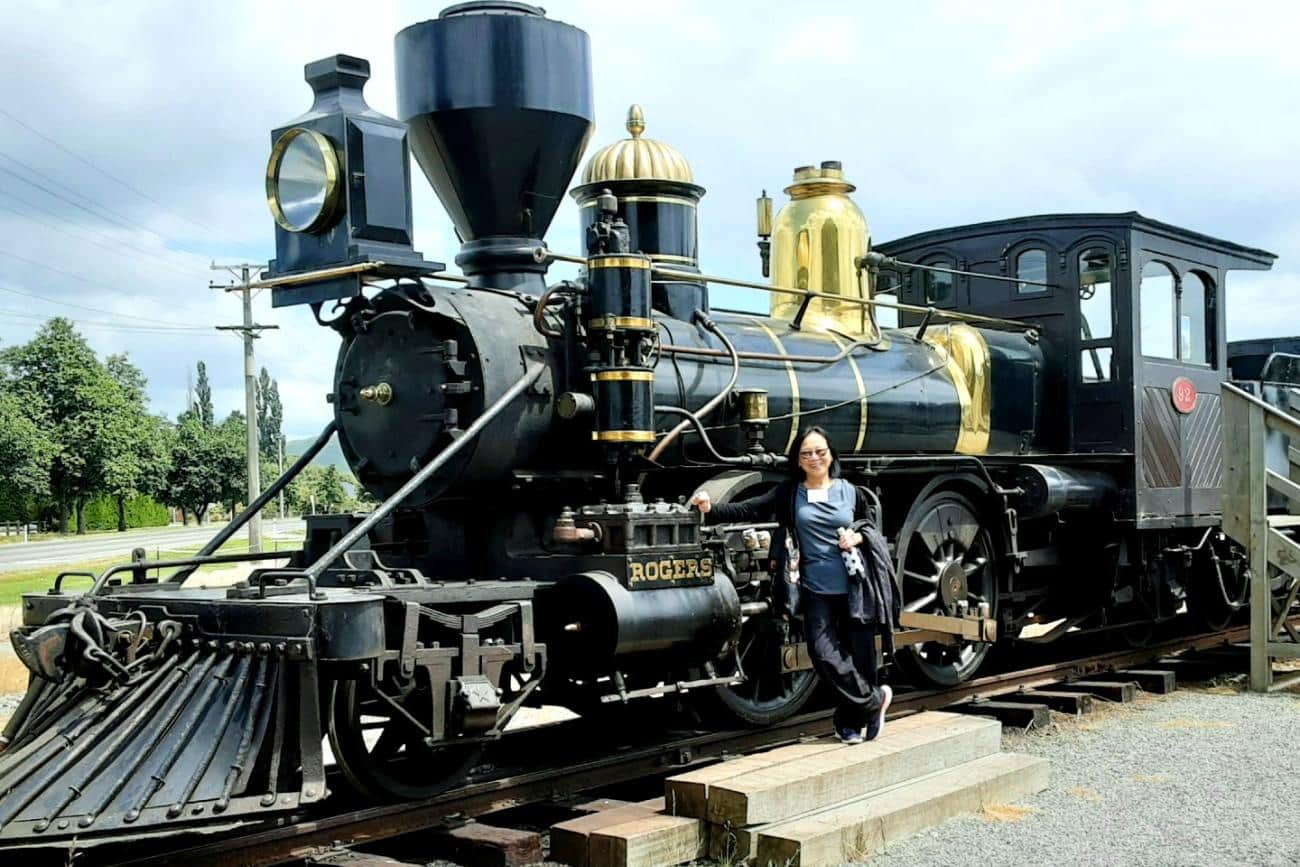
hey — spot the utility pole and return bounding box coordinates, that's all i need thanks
[278,435,285,520]
[212,263,278,553]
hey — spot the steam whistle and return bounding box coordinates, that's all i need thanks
[586,189,631,255]
[756,190,773,277]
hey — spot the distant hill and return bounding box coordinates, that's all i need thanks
[284,432,350,475]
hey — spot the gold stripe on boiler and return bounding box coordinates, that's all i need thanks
[580,195,698,209]
[591,370,654,382]
[587,257,651,270]
[754,321,801,452]
[587,316,656,331]
[825,331,868,452]
[592,430,656,442]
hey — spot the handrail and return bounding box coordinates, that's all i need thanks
[1223,382,1300,439]
[535,248,1034,334]
[1220,383,1300,691]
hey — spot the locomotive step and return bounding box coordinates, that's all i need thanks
[700,712,1001,826]
[753,752,1050,866]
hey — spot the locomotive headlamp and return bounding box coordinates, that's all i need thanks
[266,128,342,233]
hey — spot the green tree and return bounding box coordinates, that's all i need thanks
[195,360,214,428]
[166,410,223,524]
[1,319,126,533]
[101,354,173,531]
[256,368,283,460]
[0,384,55,523]
[215,410,249,517]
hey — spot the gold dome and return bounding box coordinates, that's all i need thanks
[581,104,694,185]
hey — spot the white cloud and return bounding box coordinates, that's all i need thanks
[1,0,1297,442]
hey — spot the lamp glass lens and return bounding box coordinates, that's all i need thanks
[276,134,330,231]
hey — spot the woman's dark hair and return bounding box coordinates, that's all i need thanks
[786,425,841,481]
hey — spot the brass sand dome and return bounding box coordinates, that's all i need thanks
[581,105,694,184]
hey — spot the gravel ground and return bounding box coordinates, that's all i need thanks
[871,683,1300,867]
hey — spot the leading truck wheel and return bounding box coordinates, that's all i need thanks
[894,488,999,687]
[329,678,483,802]
[695,470,819,726]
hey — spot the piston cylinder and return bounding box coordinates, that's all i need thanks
[545,570,741,670]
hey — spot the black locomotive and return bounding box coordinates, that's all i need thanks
[0,1,1285,846]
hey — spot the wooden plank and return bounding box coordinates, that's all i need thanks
[1266,641,1300,659]
[663,742,841,819]
[707,712,1000,827]
[1091,669,1177,694]
[549,798,664,867]
[994,689,1094,714]
[1054,680,1136,702]
[587,814,705,867]
[426,822,543,867]
[1266,469,1300,512]
[948,699,1050,728]
[755,753,1049,866]
[665,712,954,819]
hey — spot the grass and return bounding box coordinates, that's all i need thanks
[0,533,304,606]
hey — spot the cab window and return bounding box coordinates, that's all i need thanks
[1181,271,1211,364]
[923,260,954,307]
[1140,262,1177,359]
[1078,248,1112,341]
[1016,248,1048,295]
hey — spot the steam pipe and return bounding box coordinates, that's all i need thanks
[303,363,545,581]
[648,311,739,462]
[653,406,782,467]
[188,420,338,562]
[535,247,1032,332]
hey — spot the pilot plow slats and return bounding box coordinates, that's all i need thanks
[0,645,314,842]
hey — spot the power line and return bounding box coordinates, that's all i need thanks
[0,245,208,310]
[0,106,223,236]
[0,307,223,337]
[0,148,208,260]
[0,284,209,329]
[0,192,204,279]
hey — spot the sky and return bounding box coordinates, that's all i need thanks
[0,0,1297,438]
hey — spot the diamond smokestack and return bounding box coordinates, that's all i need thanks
[395,2,594,244]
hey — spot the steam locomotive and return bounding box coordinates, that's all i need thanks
[0,1,1285,845]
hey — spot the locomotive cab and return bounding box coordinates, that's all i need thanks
[879,213,1276,527]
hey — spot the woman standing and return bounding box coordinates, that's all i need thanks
[691,426,895,743]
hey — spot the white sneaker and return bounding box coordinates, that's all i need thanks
[866,685,893,741]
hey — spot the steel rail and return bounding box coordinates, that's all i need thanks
[106,618,1281,867]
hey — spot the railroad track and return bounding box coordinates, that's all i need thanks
[16,620,1277,867]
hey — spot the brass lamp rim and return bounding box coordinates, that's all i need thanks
[266,127,343,234]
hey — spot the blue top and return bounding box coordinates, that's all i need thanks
[794,478,854,595]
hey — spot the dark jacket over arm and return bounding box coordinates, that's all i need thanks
[699,480,898,650]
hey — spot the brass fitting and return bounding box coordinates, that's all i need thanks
[359,382,393,406]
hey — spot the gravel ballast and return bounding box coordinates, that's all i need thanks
[870,685,1300,867]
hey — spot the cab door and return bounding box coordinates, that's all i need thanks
[1134,254,1222,524]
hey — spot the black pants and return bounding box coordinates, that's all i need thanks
[803,591,884,731]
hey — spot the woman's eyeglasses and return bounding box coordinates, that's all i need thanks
[799,448,829,460]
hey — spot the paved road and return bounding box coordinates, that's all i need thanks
[0,519,306,573]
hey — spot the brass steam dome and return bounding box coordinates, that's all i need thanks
[581,104,694,184]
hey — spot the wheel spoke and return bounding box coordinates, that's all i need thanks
[372,726,404,760]
[904,591,938,613]
[904,569,939,586]
[962,556,987,577]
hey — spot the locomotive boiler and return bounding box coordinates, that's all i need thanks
[0,0,1276,846]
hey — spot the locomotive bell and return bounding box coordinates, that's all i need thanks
[769,161,875,339]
